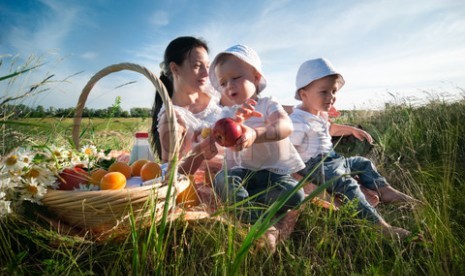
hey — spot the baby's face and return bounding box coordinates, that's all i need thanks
[214,56,260,105]
[299,75,342,115]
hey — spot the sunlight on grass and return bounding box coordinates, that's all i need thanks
[1,58,465,274]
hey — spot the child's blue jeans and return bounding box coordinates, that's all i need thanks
[214,168,305,224]
[298,151,388,223]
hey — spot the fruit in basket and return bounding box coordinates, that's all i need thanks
[57,167,89,190]
[90,168,108,185]
[130,159,150,176]
[100,172,127,190]
[176,175,200,207]
[200,127,211,139]
[140,161,162,181]
[212,118,243,147]
[108,161,132,179]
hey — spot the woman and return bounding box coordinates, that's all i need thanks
[151,36,224,177]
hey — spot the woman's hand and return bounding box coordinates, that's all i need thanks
[195,132,218,160]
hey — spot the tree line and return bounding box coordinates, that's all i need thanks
[1,104,152,118]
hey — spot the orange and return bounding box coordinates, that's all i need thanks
[100,172,127,190]
[176,175,200,207]
[108,161,132,179]
[130,159,150,176]
[90,168,108,185]
[140,161,162,181]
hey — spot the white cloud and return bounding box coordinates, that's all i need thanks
[6,0,81,57]
[149,10,170,27]
[80,52,98,60]
[4,0,465,111]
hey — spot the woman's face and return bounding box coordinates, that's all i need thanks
[171,46,210,93]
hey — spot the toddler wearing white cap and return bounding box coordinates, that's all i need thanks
[210,44,305,250]
[289,57,421,240]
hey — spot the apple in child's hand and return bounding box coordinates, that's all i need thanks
[212,118,243,147]
[57,167,89,190]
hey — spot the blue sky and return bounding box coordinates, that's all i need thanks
[1,0,465,111]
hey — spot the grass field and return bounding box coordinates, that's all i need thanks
[2,97,465,275]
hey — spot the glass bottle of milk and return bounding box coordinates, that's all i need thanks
[129,132,155,164]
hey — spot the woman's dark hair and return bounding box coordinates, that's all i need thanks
[151,36,209,159]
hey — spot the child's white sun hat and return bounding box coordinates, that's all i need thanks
[295,58,345,100]
[209,44,267,93]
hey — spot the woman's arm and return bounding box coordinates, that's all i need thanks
[178,136,218,175]
[158,111,187,163]
[158,111,218,175]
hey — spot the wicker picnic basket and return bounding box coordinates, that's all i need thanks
[41,63,190,234]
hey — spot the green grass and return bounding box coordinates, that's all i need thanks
[2,60,465,274]
[1,117,151,154]
[2,98,465,275]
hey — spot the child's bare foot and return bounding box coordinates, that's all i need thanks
[256,226,279,253]
[377,221,424,242]
[382,225,411,239]
[256,210,300,253]
[378,186,422,205]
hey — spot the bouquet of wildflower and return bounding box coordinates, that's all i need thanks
[0,144,114,218]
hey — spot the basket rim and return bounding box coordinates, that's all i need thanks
[72,62,179,164]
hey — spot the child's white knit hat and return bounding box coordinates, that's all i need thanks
[295,58,345,100]
[209,44,267,93]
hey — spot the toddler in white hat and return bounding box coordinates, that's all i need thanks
[209,44,305,251]
[289,57,422,240]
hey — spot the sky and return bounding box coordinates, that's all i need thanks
[1,0,465,111]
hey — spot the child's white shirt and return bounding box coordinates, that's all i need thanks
[224,96,305,175]
[289,107,333,162]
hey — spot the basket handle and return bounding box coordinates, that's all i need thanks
[72,62,179,165]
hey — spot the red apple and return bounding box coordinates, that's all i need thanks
[212,118,243,147]
[57,167,89,190]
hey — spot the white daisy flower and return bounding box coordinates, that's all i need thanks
[81,144,97,158]
[97,150,112,161]
[0,199,12,218]
[20,178,47,204]
[49,145,68,162]
[62,149,82,168]
[1,152,27,175]
[25,165,58,188]
[16,147,34,166]
[76,183,100,191]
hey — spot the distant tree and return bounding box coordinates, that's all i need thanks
[120,110,130,118]
[130,107,150,118]
[47,106,56,116]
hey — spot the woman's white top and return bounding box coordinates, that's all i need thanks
[289,108,333,162]
[224,96,304,175]
[158,93,233,158]
[159,94,227,129]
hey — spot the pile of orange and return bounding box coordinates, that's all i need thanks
[130,159,149,176]
[86,159,163,190]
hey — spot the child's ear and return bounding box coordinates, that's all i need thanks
[254,71,262,86]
